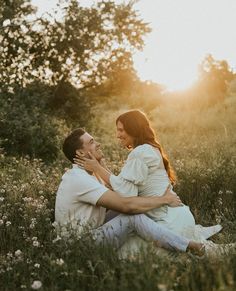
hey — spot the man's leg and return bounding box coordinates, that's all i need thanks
[104,210,120,223]
[92,214,190,252]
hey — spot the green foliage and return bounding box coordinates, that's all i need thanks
[0,0,151,161]
[0,0,150,90]
[0,82,69,161]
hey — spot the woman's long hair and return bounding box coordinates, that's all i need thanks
[116,110,177,184]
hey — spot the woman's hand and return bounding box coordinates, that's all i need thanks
[74,151,100,173]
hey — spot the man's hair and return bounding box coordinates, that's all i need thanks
[63,128,85,163]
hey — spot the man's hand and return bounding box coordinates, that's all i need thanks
[162,185,183,207]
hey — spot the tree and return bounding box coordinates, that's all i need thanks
[197,54,234,104]
[0,0,150,160]
[0,0,150,91]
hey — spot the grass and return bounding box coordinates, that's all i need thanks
[0,96,236,290]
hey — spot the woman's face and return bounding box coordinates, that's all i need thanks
[116,120,134,148]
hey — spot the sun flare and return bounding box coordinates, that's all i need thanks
[32,0,236,92]
[134,52,199,91]
[132,0,236,91]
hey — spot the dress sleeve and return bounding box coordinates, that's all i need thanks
[110,144,162,197]
[109,155,149,197]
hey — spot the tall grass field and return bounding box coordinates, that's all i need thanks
[1,97,236,291]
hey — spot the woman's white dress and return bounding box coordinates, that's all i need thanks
[109,144,222,254]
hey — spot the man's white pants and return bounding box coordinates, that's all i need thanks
[92,214,190,252]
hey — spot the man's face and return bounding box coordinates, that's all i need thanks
[79,132,103,161]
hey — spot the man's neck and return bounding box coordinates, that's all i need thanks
[73,164,93,175]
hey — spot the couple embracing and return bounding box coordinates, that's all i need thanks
[55,110,231,258]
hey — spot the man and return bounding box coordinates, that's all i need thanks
[55,128,204,255]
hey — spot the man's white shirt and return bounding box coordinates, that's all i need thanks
[55,164,107,233]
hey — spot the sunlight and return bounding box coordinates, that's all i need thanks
[134,47,199,91]
[31,0,236,91]
[133,0,236,91]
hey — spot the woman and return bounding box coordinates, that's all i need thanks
[75,110,222,244]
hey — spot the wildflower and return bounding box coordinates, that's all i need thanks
[52,235,61,243]
[52,221,58,228]
[34,263,40,268]
[30,218,37,229]
[33,241,40,247]
[157,284,167,291]
[0,220,3,226]
[15,250,23,257]
[56,258,64,266]
[0,189,5,193]
[152,263,159,269]
[6,221,11,227]
[226,190,233,194]
[31,280,42,290]
[7,252,13,259]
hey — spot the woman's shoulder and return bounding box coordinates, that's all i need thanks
[128,144,160,160]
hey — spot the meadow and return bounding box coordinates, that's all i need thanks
[0,96,236,291]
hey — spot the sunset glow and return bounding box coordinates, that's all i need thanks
[32,0,236,91]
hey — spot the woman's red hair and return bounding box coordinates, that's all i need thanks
[116,110,177,184]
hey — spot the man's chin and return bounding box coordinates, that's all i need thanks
[97,154,104,161]
[94,151,103,161]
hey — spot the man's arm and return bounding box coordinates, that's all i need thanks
[96,188,182,214]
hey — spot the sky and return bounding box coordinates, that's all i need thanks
[32,0,236,91]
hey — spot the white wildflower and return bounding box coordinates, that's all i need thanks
[33,241,40,247]
[52,221,58,228]
[3,19,11,27]
[34,263,40,268]
[31,280,42,290]
[226,190,233,194]
[15,250,23,257]
[52,235,61,243]
[56,258,64,266]
[6,221,11,227]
